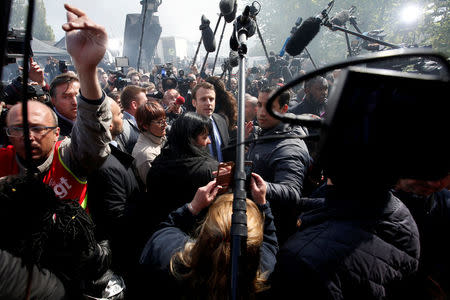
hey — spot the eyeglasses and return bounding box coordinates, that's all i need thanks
[6,126,57,137]
[151,119,167,127]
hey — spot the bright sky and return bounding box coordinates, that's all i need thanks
[43,0,239,52]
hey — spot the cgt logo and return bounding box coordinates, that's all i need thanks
[49,177,72,199]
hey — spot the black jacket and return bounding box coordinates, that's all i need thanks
[144,148,219,237]
[246,122,311,244]
[269,189,420,300]
[87,144,143,275]
[139,201,278,299]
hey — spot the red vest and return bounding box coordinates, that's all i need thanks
[0,141,88,209]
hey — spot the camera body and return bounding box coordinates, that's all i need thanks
[4,29,32,65]
[108,70,130,90]
[1,76,46,105]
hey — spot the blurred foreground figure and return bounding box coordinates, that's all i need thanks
[393,175,450,298]
[269,65,449,299]
[140,174,278,299]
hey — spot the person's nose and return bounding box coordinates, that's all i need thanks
[206,136,212,145]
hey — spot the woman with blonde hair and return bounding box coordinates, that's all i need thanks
[140,173,278,299]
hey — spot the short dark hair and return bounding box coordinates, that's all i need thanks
[162,77,177,91]
[259,86,290,107]
[49,73,79,98]
[136,100,166,131]
[304,76,327,90]
[192,82,215,100]
[120,85,146,110]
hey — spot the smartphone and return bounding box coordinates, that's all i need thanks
[216,161,253,195]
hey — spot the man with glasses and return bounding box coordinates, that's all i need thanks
[0,4,112,209]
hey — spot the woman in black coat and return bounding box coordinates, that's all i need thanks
[142,112,219,238]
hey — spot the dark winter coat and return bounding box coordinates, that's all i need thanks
[246,122,311,244]
[144,148,219,237]
[269,189,420,300]
[139,201,278,299]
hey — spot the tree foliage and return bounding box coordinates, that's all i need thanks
[9,0,55,42]
[250,0,449,66]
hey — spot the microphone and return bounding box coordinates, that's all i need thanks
[220,0,237,23]
[280,17,303,57]
[285,17,322,56]
[200,15,216,52]
[235,6,256,38]
[330,10,350,26]
[175,96,185,105]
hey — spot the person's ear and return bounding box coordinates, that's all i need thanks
[131,100,138,111]
[54,127,60,142]
[192,98,197,108]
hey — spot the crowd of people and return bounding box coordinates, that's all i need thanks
[0,4,449,300]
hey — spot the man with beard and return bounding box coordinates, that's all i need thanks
[289,76,328,118]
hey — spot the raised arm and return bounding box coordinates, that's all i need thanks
[59,4,111,176]
[62,3,107,99]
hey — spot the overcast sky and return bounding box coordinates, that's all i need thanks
[43,0,242,55]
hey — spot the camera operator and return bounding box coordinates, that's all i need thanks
[104,70,130,93]
[177,71,196,112]
[44,56,58,83]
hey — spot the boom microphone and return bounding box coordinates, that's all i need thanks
[220,0,237,23]
[285,17,322,56]
[200,15,216,52]
[330,10,350,26]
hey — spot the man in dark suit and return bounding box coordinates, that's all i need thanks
[116,85,147,154]
[191,82,229,162]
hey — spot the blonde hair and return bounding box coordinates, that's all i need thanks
[170,193,268,299]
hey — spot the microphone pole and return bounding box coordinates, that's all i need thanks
[211,21,227,76]
[229,5,256,300]
[191,36,202,68]
[304,47,318,69]
[200,14,223,76]
[255,19,270,64]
